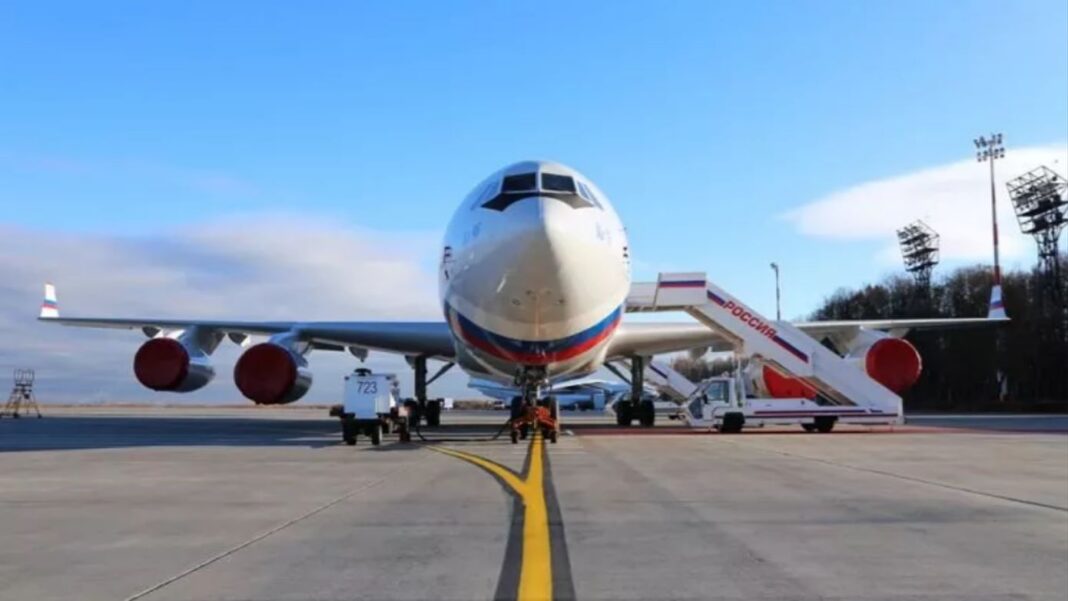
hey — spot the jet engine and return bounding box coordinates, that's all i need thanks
[233,342,312,404]
[846,335,922,394]
[133,337,215,392]
[748,330,922,398]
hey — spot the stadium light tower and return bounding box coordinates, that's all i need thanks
[974,133,1007,318]
[1006,165,1067,300]
[897,220,940,289]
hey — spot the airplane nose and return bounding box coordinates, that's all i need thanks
[449,194,623,338]
[506,196,584,266]
[486,197,601,310]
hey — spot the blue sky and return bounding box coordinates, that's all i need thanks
[1,1,1066,401]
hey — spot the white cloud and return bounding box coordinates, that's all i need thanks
[0,217,477,403]
[782,143,1068,266]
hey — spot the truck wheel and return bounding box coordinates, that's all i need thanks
[802,423,817,433]
[510,429,519,444]
[371,426,382,446]
[342,418,357,446]
[814,416,837,433]
[720,413,744,434]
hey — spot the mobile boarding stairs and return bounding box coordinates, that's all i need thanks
[625,273,902,432]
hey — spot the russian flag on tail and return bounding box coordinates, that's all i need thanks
[987,284,1007,319]
[40,283,59,319]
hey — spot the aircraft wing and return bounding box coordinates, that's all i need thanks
[603,317,1008,359]
[605,322,731,358]
[794,316,1009,339]
[41,316,456,357]
[38,286,455,358]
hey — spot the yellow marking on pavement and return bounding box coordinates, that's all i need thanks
[430,435,553,601]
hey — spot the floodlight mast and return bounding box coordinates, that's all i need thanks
[896,220,940,290]
[975,133,1006,285]
[1006,165,1068,300]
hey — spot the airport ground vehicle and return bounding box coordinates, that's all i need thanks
[330,369,410,446]
[678,372,898,433]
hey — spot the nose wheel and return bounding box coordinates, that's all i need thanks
[510,404,558,444]
[509,370,559,444]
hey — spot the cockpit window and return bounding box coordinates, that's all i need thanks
[482,170,596,211]
[577,181,602,208]
[541,173,576,193]
[501,173,537,192]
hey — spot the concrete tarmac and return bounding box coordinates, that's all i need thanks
[1,407,1066,601]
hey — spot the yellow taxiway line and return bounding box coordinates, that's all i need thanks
[431,434,552,601]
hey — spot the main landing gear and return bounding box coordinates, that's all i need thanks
[404,355,453,428]
[615,356,656,428]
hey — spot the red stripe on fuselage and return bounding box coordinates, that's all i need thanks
[458,315,621,365]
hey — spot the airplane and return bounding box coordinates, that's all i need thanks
[37,160,1007,428]
[468,375,643,411]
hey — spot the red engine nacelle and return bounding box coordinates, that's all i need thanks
[862,337,922,394]
[133,338,215,392]
[754,336,922,398]
[233,343,312,405]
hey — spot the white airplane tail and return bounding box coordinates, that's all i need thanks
[40,283,59,319]
[987,284,1007,319]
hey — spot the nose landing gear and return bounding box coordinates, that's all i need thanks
[509,367,560,444]
[509,403,558,444]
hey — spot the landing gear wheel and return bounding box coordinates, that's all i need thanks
[814,416,837,433]
[403,400,420,426]
[370,425,382,446]
[615,401,634,427]
[802,423,817,433]
[638,399,656,427]
[425,400,442,427]
[398,423,412,443]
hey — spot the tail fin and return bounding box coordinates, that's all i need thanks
[987,284,1007,319]
[39,283,59,319]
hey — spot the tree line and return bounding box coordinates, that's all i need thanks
[811,255,1067,410]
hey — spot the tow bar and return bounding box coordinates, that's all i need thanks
[510,405,558,444]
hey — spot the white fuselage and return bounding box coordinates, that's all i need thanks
[439,161,631,383]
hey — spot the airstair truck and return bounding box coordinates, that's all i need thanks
[679,370,898,433]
